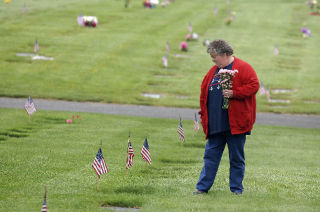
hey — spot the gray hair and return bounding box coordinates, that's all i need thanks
[207,39,234,56]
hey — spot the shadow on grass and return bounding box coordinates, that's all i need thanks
[39,117,66,124]
[159,158,199,164]
[101,199,142,208]
[0,128,31,140]
[183,142,205,149]
[115,185,155,195]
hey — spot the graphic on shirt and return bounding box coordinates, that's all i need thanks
[209,74,221,91]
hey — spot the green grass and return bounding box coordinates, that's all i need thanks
[0,0,319,114]
[0,108,319,211]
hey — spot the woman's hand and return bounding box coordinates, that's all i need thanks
[223,90,233,98]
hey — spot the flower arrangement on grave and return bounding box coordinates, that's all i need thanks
[180,42,188,51]
[78,16,98,27]
[307,0,320,15]
[301,27,311,37]
[218,69,238,109]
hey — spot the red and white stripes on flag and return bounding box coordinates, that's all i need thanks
[24,96,36,115]
[92,148,108,178]
[126,138,134,169]
[177,118,185,142]
[194,113,200,132]
[140,137,151,165]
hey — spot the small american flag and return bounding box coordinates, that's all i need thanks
[41,190,47,212]
[92,148,108,178]
[194,113,200,132]
[266,88,271,102]
[140,137,151,164]
[177,118,185,142]
[259,81,266,96]
[166,41,170,53]
[188,22,192,33]
[34,39,39,53]
[162,55,168,68]
[126,137,134,169]
[24,96,36,115]
[273,45,279,56]
[213,5,218,16]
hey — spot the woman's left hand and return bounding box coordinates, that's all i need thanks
[223,90,233,98]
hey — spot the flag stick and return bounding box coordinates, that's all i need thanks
[97,177,100,191]
[97,140,102,191]
[28,114,30,122]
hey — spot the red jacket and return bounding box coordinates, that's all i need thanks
[199,57,259,138]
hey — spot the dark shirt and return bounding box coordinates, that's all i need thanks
[207,62,233,136]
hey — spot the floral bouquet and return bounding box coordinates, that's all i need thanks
[78,16,98,27]
[218,69,238,109]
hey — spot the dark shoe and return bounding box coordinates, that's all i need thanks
[232,191,242,195]
[193,190,208,195]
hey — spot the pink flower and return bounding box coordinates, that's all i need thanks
[186,34,191,40]
[66,119,72,123]
[180,41,188,51]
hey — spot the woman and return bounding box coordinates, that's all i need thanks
[194,39,259,195]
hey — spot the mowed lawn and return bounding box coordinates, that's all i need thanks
[1,0,320,114]
[0,108,319,211]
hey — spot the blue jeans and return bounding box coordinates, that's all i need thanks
[196,131,246,193]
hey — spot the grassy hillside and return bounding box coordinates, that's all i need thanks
[0,0,319,114]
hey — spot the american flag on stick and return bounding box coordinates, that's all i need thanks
[259,81,266,96]
[166,41,170,53]
[273,44,279,56]
[140,137,151,165]
[34,39,39,53]
[266,88,271,102]
[177,117,185,142]
[126,136,134,169]
[188,22,192,33]
[194,113,200,132]
[92,148,108,178]
[162,54,168,68]
[213,5,218,16]
[41,187,47,212]
[24,96,36,115]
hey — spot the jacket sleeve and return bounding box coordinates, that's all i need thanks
[232,63,260,99]
[199,73,209,116]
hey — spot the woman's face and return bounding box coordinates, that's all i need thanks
[210,52,227,68]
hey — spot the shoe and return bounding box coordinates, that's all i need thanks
[232,191,242,195]
[193,190,208,195]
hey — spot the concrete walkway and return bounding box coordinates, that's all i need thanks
[0,97,319,129]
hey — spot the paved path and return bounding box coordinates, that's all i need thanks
[0,97,319,129]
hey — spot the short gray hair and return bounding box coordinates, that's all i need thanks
[207,39,233,56]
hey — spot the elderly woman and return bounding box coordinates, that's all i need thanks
[194,39,259,195]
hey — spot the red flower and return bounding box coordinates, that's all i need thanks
[72,115,75,119]
[77,115,80,118]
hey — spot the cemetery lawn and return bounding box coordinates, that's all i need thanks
[1,0,320,114]
[0,108,319,211]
